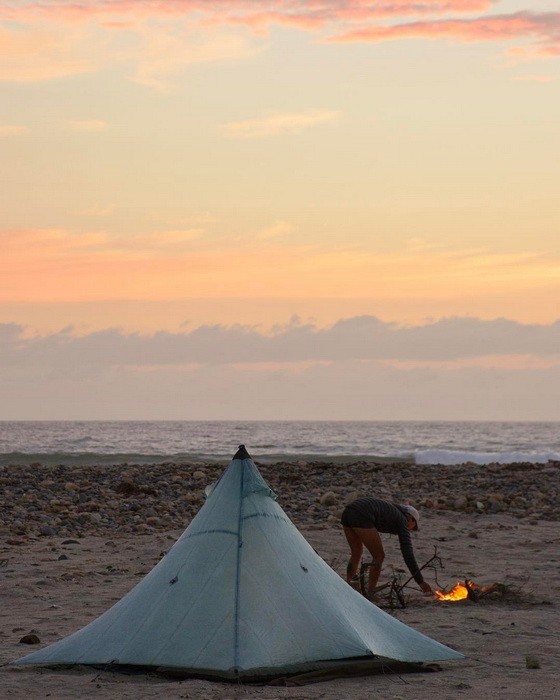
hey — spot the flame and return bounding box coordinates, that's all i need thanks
[435,582,469,602]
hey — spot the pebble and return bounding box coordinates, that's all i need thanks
[0,459,558,540]
[319,491,337,506]
[39,525,57,537]
[454,496,468,510]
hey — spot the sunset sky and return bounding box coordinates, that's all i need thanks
[1,1,559,420]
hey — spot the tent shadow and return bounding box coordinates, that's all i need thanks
[21,658,444,686]
[86,657,444,686]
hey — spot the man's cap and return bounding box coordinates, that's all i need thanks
[401,504,420,530]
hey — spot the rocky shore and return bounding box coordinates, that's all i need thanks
[2,458,560,700]
[1,458,559,539]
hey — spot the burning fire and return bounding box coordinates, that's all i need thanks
[435,579,502,602]
[435,582,470,602]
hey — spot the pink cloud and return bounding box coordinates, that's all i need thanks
[0,2,496,24]
[331,12,560,56]
[0,2,502,39]
[0,2,558,86]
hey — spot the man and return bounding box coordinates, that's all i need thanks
[340,497,432,599]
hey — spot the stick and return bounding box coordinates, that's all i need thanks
[395,546,443,596]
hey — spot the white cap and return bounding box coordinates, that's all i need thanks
[402,504,420,530]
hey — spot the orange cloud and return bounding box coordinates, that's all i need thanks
[0,11,258,86]
[385,354,560,371]
[220,110,340,139]
[512,74,555,82]
[0,24,109,81]
[66,119,109,131]
[2,227,560,306]
[127,27,260,90]
[0,124,27,135]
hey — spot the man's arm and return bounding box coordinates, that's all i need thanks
[397,530,429,589]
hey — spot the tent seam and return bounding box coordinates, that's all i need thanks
[233,458,245,672]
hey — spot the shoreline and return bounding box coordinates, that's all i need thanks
[0,453,415,468]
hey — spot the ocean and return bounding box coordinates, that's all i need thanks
[0,420,559,467]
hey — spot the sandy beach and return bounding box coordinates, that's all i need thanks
[1,459,559,699]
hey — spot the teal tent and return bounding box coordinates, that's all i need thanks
[15,446,462,679]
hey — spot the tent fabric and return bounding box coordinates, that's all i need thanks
[15,446,462,678]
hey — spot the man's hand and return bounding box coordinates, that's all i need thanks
[420,581,433,594]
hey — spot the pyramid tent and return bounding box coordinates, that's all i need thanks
[15,446,462,680]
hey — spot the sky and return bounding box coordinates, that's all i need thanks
[1,0,559,421]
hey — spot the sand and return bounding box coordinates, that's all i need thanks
[1,459,559,699]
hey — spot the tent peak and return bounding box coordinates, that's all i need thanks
[233,444,251,460]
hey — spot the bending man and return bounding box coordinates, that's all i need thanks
[341,497,432,598]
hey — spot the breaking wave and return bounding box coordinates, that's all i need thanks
[415,449,560,466]
[1,420,558,467]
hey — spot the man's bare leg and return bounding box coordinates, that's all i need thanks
[343,525,363,583]
[352,527,385,596]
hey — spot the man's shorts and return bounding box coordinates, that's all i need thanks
[340,506,375,528]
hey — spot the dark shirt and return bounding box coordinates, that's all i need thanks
[347,498,424,585]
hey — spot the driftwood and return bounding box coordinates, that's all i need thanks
[397,546,444,593]
[464,579,505,601]
[349,547,507,609]
[359,546,444,609]
[433,578,508,603]
[358,566,406,608]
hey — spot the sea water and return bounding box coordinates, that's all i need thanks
[0,420,559,466]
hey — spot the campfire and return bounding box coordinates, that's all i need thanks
[435,581,470,602]
[435,579,502,603]
[351,548,506,609]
